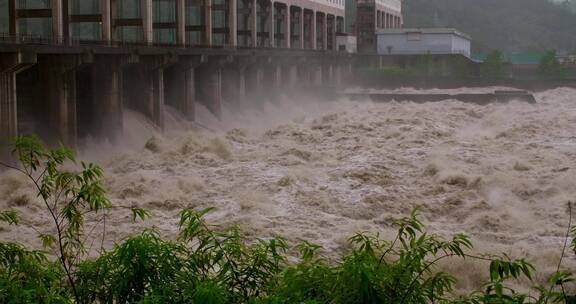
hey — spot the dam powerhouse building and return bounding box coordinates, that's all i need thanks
[3,0,346,50]
[0,0,406,157]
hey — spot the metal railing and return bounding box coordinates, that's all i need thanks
[0,32,346,54]
[378,48,471,57]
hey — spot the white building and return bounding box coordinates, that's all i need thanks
[336,34,357,53]
[376,28,471,57]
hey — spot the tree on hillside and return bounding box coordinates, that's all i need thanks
[403,0,576,53]
[481,50,507,78]
[538,50,567,79]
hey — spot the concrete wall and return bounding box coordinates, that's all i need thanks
[377,32,471,57]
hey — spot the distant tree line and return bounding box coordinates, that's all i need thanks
[403,0,576,53]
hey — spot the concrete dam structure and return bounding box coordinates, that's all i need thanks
[0,0,353,154]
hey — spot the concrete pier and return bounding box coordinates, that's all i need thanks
[165,64,196,121]
[92,57,122,141]
[123,57,173,130]
[39,55,80,147]
[197,66,223,119]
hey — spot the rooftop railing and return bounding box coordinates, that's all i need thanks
[0,32,344,54]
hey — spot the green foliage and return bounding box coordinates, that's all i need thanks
[481,50,507,78]
[131,207,151,222]
[76,229,187,303]
[538,50,568,79]
[0,210,19,225]
[0,135,110,302]
[0,242,68,303]
[2,136,576,303]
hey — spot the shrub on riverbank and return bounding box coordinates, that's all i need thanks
[1,136,575,303]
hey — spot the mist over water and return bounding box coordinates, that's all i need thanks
[2,87,576,289]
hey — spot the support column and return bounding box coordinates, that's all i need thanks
[102,0,112,42]
[250,0,257,47]
[165,62,196,121]
[205,0,213,45]
[0,71,17,150]
[52,0,63,43]
[291,65,298,87]
[123,58,167,130]
[238,68,246,101]
[231,58,254,105]
[197,66,222,119]
[285,5,290,48]
[229,0,238,46]
[209,68,222,119]
[151,68,165,129]
[311,11,316,49]
[322,14,327,50]
[299,8,304,49]
[176,0,186,45]
[92,57,122,140]
[334,64,342,86]
[269,1,275,47]
[346,61,353,83]
[272,64,281,90]
[285,64,297,88]
[314,65,322,86]
[321,62,328,85]
[256,66,264,92]
[183,67,196,120]
[245,64,264,99]
[142,0,153,44]
[329,15,336,50]
[41,56,78,147]
[1,53,35,159]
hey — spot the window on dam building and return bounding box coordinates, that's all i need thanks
[16,0,50,9]
[327,14,335,50]
[256,0,270,47]
[273,3,286,48]
[15,0,52,38]
[70,0,99,15]
[290,7,302,48]
[237,0,251,47]
[0,0,7,33]
[153,0,177,44]
[212,0,229,46]
[115,0,144,42]
[316,12,324,49]
[70,0,101,41]
[336,16,344,33]
[185,0,205,45]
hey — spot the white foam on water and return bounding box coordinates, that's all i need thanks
[2,87,576,289]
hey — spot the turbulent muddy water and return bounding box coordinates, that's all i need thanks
[2,87,576,289]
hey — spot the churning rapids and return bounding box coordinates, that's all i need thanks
[2,87,576,289]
